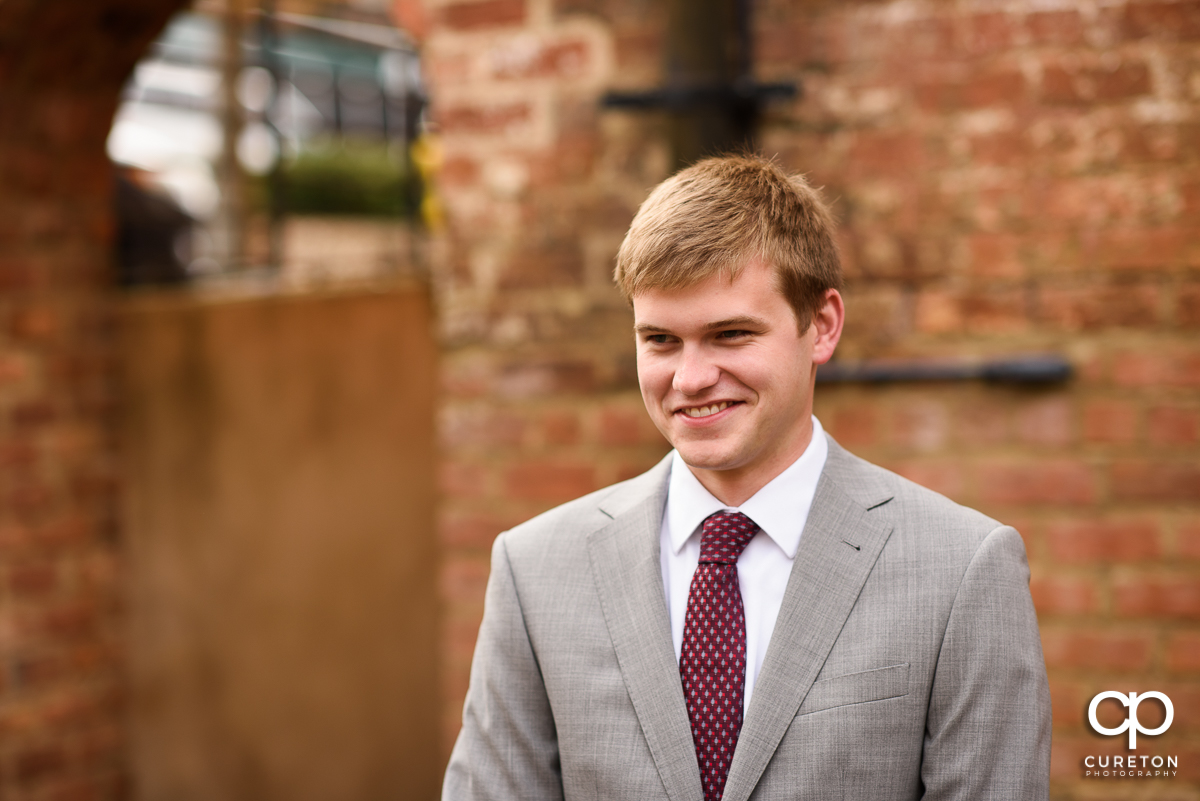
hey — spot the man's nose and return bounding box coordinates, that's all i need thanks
[673,345,720,396]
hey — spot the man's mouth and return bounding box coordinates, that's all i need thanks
[680,401,734,419]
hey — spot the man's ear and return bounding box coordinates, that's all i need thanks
[812,289,844,365]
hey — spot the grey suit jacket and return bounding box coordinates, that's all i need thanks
[444,438,1051,800]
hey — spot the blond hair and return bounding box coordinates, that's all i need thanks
[613,155,842,330]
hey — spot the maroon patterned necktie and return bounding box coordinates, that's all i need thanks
[680,510,759,801]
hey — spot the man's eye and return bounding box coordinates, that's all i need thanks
[717,330,750,339]
[647,334,672,344]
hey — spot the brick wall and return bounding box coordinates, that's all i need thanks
[762,1,1200,793]
[0,2,185,798]
[426,0,1200,795]
[425,0,675,750]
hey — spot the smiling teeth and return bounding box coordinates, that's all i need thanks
[684,402,731,418]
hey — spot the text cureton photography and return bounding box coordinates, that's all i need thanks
[1083,690,1179,780]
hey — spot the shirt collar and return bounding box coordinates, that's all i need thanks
[666,417,829,558]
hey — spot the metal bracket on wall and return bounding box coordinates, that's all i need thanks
[601,80,798,111]
[596,0,798,167]
[815,354,1073,385]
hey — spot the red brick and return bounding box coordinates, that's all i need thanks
[824,404,879,448]
[1178,283,1200,327]
[439,513,519,549]
[12,401,57,428]
[440,555,491,603]
[490,39,590,81]
[1110,460,1200,502]
[1178,520,1200,559]
[1029,574,1100,615]
[1027,10,1085,45]
[978,460,1097,506]
[1158,682,1200,732]
[896,16,955,61]
[960,12,1017,55]
[1147,405,1198,445]
[1016,398,1073,447]
[440,0,526,31]
[1166,632,1200,673]
[886,460,966,500]
[1126,121,1194,163]
[613,459,664,483]
[9,481,56,521]
[969,233,1024,278]
[8,561,58,598]
[440,405,526,450]
[598,404,660,447]
[846,133,924,177]
[540,410,581,446]
[437,101,532,136]
[1044,517,1161,563]
[499,237,586,289]
[953,400,1009,446]
[1040,628,1154,671]
[1112,348,1200,388]
[885,402,945,453]
[968,131,1029,166]
[959,290,1029,334]
[913,291,963,334]
[1041,65,1082,105]
[1051,681,1089,729]
[0,351,32,386]
[443,608,485,669]
[16,745,67,786]
[1042,61,1152,105]
[506,460,596,502]
[1095,62,1153,101]
[494,358,594,396]
[27,601,99,641]
[10,305,60,341]
[963,68,1026,108]
[1088,227,1190,271]
[1081,399,1138,444]
[1114,572,1200,618]
[439,461,489,500]
[1120,0,1200,40]
[439,156,480,188]
[914,77,964,114]
[1038,283,1161,330]
[15,652,67,690]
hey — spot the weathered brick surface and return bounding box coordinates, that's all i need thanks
[0,1,186,798]
[425,0,1200,794]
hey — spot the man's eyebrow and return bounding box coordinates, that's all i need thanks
[633,316,768,335]
[633,322,670,334]
[703,315,767,331]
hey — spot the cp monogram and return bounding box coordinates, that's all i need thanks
[1088,691,1174,749]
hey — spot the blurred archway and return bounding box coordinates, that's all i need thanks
[0,2,440,799]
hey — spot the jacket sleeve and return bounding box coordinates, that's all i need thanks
[920,525,1052,800]
[442,533,565,801]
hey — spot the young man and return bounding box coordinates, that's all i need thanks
[444,156,1051,801]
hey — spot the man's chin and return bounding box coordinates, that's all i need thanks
[673,446,742,474]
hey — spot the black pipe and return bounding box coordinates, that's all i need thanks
[815,355,1073,385]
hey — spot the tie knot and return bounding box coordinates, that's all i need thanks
[699,511,759,565]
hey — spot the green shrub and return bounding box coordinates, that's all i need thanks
[274,141,415,218]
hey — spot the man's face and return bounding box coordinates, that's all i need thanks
[633,259,841,499]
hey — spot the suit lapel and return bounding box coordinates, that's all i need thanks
[721,444,895,801]
[588,462,703,801]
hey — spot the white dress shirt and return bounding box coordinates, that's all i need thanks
[659,416,828,715]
